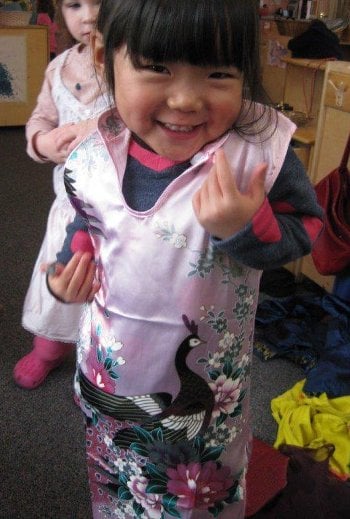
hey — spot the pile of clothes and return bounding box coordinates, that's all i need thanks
[255,293,350,398]
[254,270,350,484]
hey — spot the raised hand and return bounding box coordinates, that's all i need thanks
[192,148,267,239]
[46,251,100,304]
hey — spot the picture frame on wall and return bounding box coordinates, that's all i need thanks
[0,25,48,126]
[0,33,27,103]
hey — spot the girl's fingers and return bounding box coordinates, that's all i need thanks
[74,259,97,301]
[205,160,221,199]
[64,253,95,300]
[47,252,96,303]
[59,252,91,283]
[193,149,235,216]
[192,189,201,218]
[247,163,267,197]
[214,149,238,197]
[192,156,219,215]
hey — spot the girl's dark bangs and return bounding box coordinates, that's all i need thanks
[128,2,239,67]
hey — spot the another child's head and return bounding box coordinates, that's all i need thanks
[55,0,100,49]
[36,0,55,19]
[95,0,271,160]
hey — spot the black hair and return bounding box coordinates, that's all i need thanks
[97,0,275,138]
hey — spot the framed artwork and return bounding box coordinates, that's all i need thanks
[0,34,27,102]
[0,25,48,126]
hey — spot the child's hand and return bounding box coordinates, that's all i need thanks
[66,119,98,154]
[192,149,267,239]
[35,123,78,163]
[46,251,100,304]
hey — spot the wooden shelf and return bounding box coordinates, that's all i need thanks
[259,21,349,293]
[282,58,326,131]
[293,124,316,145]
[282,57,328,70]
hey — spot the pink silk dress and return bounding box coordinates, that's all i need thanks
[65,109,295,518]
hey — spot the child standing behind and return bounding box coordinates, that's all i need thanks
[48,0,323,517]
[36,0,58,60]
[13,0,108,390]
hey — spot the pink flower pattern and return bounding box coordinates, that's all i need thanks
[127,475,163,518]
[86,351,116,394]
[167,461,232,510]
[209,374,241,418]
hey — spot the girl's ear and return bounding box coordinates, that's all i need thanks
[92,30,105,76]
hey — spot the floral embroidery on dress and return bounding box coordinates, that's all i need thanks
[74,227,255,516]
[153,219,187,249]
[66,114,269,518]
[78,306,126,396]
[78,312,248,517]
[88,420,242,518]
[189,245,244,283]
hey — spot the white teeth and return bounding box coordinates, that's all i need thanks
[163,123,195,132]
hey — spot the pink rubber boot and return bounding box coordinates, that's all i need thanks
[13,336,75,389]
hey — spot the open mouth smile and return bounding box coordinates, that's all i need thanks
[161,122,201,133]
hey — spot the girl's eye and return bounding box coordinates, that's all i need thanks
[65,2,81,8]
[145,64,169,74]
[209,72,235,79]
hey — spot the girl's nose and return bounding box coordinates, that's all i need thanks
[167,88,203,112]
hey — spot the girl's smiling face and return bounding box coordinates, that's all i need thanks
[112,46,244,162]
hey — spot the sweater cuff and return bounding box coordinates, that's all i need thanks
[252,198,281,243]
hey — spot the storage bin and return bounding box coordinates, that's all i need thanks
[0,11,32,26]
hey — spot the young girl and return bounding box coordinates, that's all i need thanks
[36,0,58,60]
[48,0,323,517]
[13,0,108,390]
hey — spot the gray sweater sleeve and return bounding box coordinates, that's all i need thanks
[212,146,324,270]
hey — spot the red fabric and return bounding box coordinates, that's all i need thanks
[301,214,324,243]
[252,199,281,243]
[311,132,350,275]
[71,230,94,255]
[248,444,350,518]
[245,437,289,517]
[129,139,182,171]
[270,201,296,213]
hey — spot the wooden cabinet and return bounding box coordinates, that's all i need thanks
[0,25,49,126]
[298,61,350,292]
[283,57,328,174]
[260,24,350,291]
[260,22,322,172]
[310,61,350,184]
[280,60,350,291]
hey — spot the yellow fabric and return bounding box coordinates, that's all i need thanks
[271,379,350,478]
